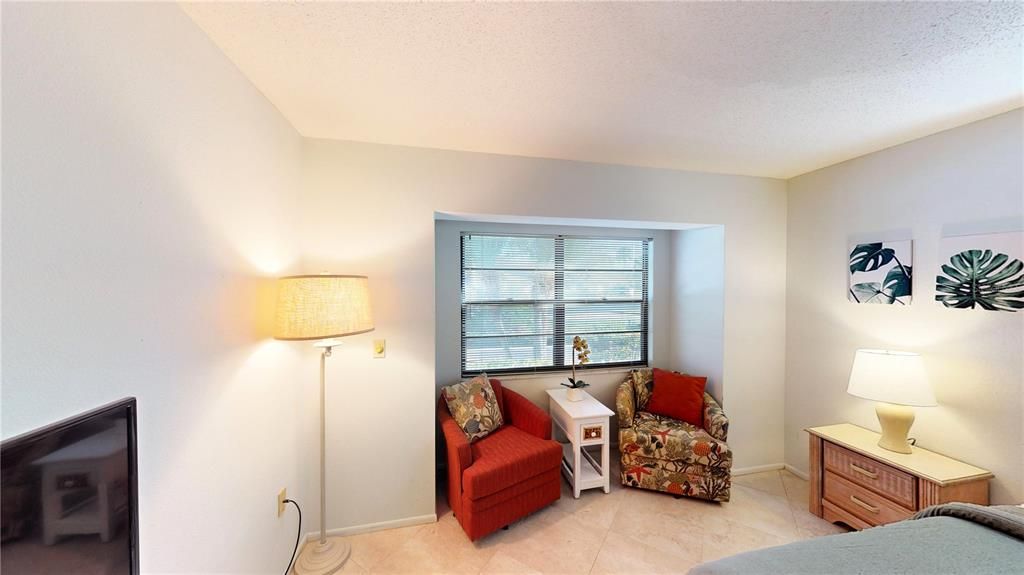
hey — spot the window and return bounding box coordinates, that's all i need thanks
[461,233,650,375]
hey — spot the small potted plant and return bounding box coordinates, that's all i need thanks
[561,336,591,401]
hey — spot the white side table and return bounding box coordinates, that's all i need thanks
[546,388,614,498]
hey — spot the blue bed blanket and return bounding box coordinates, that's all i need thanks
[688,504,1024,575]
[911,502,1024,538]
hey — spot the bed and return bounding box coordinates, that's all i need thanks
[689,503,1024,575]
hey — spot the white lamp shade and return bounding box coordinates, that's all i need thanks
[847,349,936,407]
[274,275,374,341]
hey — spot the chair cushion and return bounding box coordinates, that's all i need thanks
[441,374,504,442]
[646,368,706,426]
[463,426,562,500]
[463,467,561,513]
[621,452,732,501]
[620,411,731,466]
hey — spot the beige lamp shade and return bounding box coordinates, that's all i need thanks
[847,349,936,407]
[274,275,374,341]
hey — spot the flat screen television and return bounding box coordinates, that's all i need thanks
[2,398,139,574]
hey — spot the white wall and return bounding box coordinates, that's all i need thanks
[300,138,788,531]
[434,219,671,427]
[785,109,1024,504]
[669,227,726,403]
[2,4,311,572]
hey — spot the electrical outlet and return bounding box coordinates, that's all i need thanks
[373,339,386,358]
[277,488,287,517]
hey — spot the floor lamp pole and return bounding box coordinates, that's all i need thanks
[292,342,350,575]
[320,346,329,544]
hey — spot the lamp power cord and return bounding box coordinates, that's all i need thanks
[283,499,302,575]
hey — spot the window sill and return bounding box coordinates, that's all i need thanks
[481,365,647,382]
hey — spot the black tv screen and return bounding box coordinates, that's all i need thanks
[2,398,139,574]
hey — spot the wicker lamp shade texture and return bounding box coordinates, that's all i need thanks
[274,275,374,341]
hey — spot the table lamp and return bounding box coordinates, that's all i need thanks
[846,349,936,454]
[275,274,373,575]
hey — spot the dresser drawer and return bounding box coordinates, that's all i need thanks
[824,442,916,508]
[824,471,913,526]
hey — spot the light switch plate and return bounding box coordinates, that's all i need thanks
[373,339,386,358]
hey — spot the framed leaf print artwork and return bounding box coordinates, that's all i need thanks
[935,231,1024,312]
[848,240,913,305]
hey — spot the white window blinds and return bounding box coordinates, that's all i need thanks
[461,233,650,375]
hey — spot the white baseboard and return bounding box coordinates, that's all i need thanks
[732,463,785,476]
[784,464,809,480]
[302,513,436,544]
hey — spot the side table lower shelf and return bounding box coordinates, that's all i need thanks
[559,443,606,496]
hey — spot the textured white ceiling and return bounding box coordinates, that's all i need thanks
[183,2,1023,178]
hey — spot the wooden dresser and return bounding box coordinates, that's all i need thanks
[806,423,992,530]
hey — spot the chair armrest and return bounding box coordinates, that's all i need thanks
[616,380,636,428]
[438,399,473,482]
[703,392,729,442]
[502,388,551,440]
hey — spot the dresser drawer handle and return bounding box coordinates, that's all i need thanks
[850,464,878,479]
[850,495,879,514]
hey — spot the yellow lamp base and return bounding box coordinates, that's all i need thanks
[875,402,915,454]
[293,536,351,575]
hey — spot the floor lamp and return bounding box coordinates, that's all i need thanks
[275,274,374,575]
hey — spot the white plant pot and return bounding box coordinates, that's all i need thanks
[566,387,585,402]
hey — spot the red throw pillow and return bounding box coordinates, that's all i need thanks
[646,368,707,427]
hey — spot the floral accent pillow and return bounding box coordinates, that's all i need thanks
[442,374,504,442]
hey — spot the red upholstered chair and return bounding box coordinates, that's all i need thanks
[437,379,562,541]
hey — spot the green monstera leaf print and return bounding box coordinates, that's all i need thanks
[850,266,914,305]
[849,241,913,305]
[850,243,895,273]
[883,265,912,299]
[850,282,886,303]
[936,250,1024,312]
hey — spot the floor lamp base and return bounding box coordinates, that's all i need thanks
[292,536,351,575]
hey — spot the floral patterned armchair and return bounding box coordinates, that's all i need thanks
[616,368,732,502]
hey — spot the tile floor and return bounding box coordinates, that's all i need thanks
[331,466,848,574]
